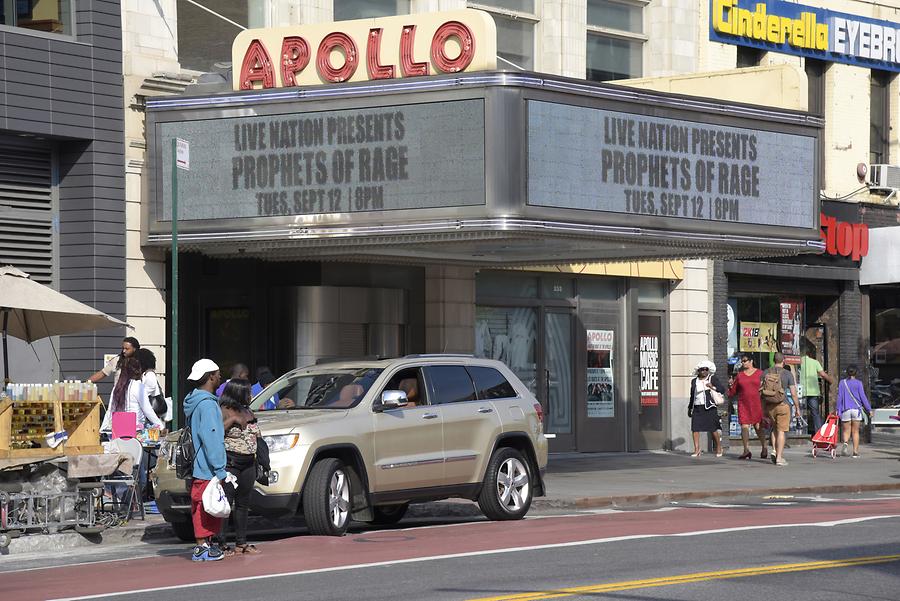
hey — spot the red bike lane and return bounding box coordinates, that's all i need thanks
[6,498,900,601]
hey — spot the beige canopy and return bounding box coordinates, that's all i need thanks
[0,266,127,379]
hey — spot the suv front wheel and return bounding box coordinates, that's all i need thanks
[477,447,533,520]
[303,458,352,536]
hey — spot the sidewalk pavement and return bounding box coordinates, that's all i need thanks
[4,430,899,556]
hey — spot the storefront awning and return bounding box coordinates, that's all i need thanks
[143,72,825,266]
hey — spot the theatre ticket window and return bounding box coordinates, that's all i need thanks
[177,0,266,73]
[469,0,536,70]
[334,0,410,22]
[586,0,644,82]
[0,0,73,36]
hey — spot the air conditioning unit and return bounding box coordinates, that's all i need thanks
[868,164,900,193]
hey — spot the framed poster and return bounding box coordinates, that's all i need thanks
[587,329,614,418]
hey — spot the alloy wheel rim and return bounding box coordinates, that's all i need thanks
[496,457,530,512]
[329,469,350,527]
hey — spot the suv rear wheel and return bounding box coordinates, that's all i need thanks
[303,458,352,536]
[477,447,533,520]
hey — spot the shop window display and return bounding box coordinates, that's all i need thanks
[870,286,900,409]
[474,307,537,397]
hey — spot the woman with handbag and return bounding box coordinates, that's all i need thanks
[137,348,168,424]
[218,379,262,555]
[727,355,768,460]
[836,365,871,458]
[688,360,726,458]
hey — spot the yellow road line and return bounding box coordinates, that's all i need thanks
[468,553,900,601]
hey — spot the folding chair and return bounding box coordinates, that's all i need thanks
[101,437,145,522]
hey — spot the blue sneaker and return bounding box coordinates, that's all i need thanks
[192,543,224,562]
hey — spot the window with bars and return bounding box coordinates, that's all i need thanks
[469,0,537,71]
[586,0,644,82]
[333,0,410,21]
[870,70,892,165]
[0,138,55,285]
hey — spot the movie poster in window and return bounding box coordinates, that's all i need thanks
[587,329,614,418]
[779,300,804,364]
[739,321,778,353]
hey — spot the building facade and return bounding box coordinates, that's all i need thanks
[0,1,125,389]
[121,0,900,451]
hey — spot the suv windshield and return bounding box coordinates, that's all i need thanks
[251,368,383,411]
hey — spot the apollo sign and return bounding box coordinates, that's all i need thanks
[231,9,497,90]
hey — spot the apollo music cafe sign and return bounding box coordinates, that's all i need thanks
[232,9,497,91]
[710,0,900,73]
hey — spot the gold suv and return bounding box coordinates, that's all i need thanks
[154,355,548,538]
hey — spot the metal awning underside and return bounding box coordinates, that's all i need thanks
[148,218,823,266]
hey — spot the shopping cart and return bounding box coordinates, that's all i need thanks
[811,413,840,459]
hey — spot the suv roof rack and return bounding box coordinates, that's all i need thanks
[402,353,475,359]
[314,355,395,364]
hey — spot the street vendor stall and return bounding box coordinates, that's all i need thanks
[0,266,136,549]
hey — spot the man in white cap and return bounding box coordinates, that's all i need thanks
[183,358,228,562]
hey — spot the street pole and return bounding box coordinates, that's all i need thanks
[171,138,179,430]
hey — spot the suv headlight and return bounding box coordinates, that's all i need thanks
[263,434,299,453]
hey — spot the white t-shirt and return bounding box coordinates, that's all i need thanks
[143,370,161,400]
[101,379,165,431]
[694,377,710,406]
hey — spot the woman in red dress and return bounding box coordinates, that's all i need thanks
[727,355,769,460]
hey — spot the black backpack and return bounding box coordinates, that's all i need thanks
[174,421,195,480]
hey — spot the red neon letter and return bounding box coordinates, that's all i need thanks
[852,223,869,261]
[836,221,853,257]
[281,36,310,87]
[316,32,359,83]
[239,39,275,90]
[400,25,428,77]
[819,213,837,255]
[430,21,476,73]
[367,28,395,80]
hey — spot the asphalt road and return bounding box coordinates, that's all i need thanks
[3,494,900,601]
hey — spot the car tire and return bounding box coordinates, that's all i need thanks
[303,458,352,536]
[170,519,196,542]
[477,447,533,521]
[368,503,409,526]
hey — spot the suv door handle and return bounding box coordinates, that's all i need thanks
[422,413,439,419]
[477,407,494,414]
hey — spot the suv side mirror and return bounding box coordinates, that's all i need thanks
[377,390,409,411]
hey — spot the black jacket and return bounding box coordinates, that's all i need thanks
[688,374,726,416]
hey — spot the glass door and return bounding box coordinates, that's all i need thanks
[543,310,575,451]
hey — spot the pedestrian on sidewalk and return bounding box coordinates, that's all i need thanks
[688,360,725,458]
[728,355,768,460]
[184,358,231,562]
[218,378,262,556]
[760,353,798,467]
[836,365,871,458]
[800,345,833,433]
[87,336,140,402]
[216,363,250,397]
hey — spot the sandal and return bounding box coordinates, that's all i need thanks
[222,545,236,557]
[237,544,261,554]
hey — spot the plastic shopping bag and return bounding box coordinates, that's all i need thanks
[201,477,231,518]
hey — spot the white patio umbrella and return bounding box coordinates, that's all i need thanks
[0,266,128,381]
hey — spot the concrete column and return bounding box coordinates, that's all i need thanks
[424,266,476,353]
[540,0,585,78]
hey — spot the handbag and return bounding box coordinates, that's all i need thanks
[201,477,231,518]
[255,435,271,486]
[842,380,869,425]
[709,388,725,407]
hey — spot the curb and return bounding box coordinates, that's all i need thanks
[531,482,900,510]
[5,483,900,556]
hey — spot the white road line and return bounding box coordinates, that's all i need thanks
[47,513,900,601]
[684,503,750,508]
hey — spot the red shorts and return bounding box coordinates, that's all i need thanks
[190,478,223,539]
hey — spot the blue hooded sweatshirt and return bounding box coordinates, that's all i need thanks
[183,388,227,481]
